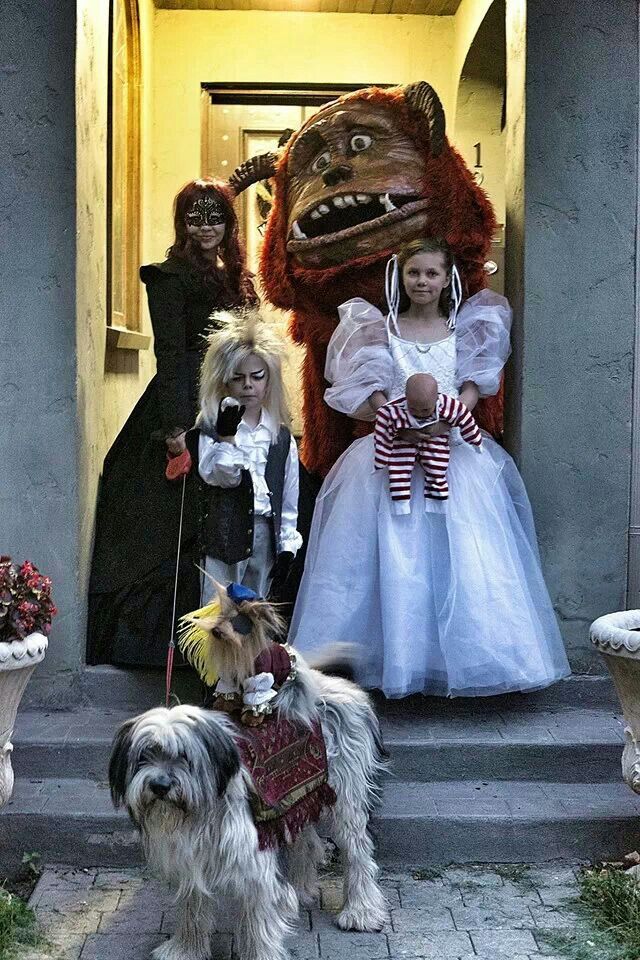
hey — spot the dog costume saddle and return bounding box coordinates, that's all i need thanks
[237,714,336,850]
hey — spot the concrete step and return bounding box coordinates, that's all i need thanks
[23,665,618,711]
[376,780,640,865]
[2,776,640,870]
[11,705,625,783]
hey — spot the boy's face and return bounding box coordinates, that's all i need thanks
[226,353,269,414]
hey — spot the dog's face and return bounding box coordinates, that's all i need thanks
[109,705,240,826]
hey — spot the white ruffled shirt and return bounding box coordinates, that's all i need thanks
[198,411,303,555]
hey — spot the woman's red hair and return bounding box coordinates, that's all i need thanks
[168,178,255,304]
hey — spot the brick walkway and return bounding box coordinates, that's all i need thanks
[20,860,598,959]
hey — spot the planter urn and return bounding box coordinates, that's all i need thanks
[591,610,640,794]
[0,632,48,807]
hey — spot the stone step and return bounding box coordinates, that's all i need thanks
[2,776,639,871]
[11,704,625,783]
[23,665,618,711]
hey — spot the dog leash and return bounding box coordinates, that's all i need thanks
[165,448,192,707]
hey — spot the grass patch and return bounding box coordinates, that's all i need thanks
[0,887,41,959]
[538,866,640,960]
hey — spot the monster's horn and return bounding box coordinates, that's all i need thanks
[228,152,278,196]
[404,81,446,157]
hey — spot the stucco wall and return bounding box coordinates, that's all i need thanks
[0,1,80,678]
[505,0,638,669]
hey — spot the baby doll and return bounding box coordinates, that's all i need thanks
[374,373,482,512]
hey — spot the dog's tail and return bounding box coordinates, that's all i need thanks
[303,642,359,682]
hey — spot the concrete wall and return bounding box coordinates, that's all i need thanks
[0,1,81,679]
[504,0,638,670]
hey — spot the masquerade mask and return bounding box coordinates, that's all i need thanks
[185,195,226,228]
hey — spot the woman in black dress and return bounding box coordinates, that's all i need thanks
[88,178,255,666]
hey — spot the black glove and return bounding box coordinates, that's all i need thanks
[184,427,201,464]
[216,398,245,438]
[268,551,294,604]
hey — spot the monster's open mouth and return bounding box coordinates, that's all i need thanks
[287,193,429,253]
[289,193,419,241]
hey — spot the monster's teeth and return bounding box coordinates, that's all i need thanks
[380,193,397,213]
[318,204,330,214]
[356,194,371,203]
[343,195,357,206]
[333,196,346,209]
[292,220,307,239]
[310,210,321,220]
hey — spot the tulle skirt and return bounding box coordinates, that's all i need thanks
[290,433,571,698]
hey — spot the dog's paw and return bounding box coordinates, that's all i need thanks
[152,939,208,960]
[335,904,388,933]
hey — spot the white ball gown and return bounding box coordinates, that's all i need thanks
[290,292,571,698]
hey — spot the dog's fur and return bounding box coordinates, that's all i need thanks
[109,653,389,960]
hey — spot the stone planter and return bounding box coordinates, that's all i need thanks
[591,610,640,794]
[0,632,48,807]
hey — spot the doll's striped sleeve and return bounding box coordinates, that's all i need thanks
[441,396,483,447]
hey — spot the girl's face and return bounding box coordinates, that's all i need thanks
[402,251,450,308]
[226,354,269,414]
[185,195,226,253]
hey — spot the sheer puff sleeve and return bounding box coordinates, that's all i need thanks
[324,298,393,420]
[455,290,512,398]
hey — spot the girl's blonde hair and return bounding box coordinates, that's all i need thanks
[199,307,290,441]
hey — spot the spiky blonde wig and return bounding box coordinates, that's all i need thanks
[199,307,290,442]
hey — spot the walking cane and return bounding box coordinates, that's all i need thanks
[165,447,193,707]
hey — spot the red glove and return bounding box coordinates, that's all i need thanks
[165,448,192,481]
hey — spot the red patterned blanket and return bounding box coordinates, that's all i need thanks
[236,714,336,850]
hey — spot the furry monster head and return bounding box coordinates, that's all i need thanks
[254,81,499,474]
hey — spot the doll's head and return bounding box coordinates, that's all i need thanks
[397,237,453,315]
[405,373,438,421]
[199,307,290,440]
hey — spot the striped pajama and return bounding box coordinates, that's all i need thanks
[374,395,482,513]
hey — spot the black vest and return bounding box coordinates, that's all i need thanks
[199,425,291,564]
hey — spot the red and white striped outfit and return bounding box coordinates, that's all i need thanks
[374,394,482,513]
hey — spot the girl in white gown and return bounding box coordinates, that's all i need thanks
[290,238,570,698]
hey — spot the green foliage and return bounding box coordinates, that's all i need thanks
[539,867,640,960]
[0,887,41,959]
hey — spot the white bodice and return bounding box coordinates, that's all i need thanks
[389,332,458,400]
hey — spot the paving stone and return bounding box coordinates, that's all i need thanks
[93,869,145,889]
[527,865,579,887]
[528,905,576,928]
[318,929,390,959]
[536,885,577,906]
[470,928,539,954]
[98,907,164,934]
[386,930,474,956]
[443,867,504,888]
[390,906,455,932]
[35,887,120,914]
[80,933,167,959]
[36,910,102,937]
[399,884,462,909]
[451,902,534,930]
[290,931,320,959]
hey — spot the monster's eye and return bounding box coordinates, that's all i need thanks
[350,133,373,153]
[311,151,331,174]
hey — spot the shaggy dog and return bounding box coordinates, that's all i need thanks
[109,634,389,960]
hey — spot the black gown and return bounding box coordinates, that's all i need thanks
[87,257,235,667]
